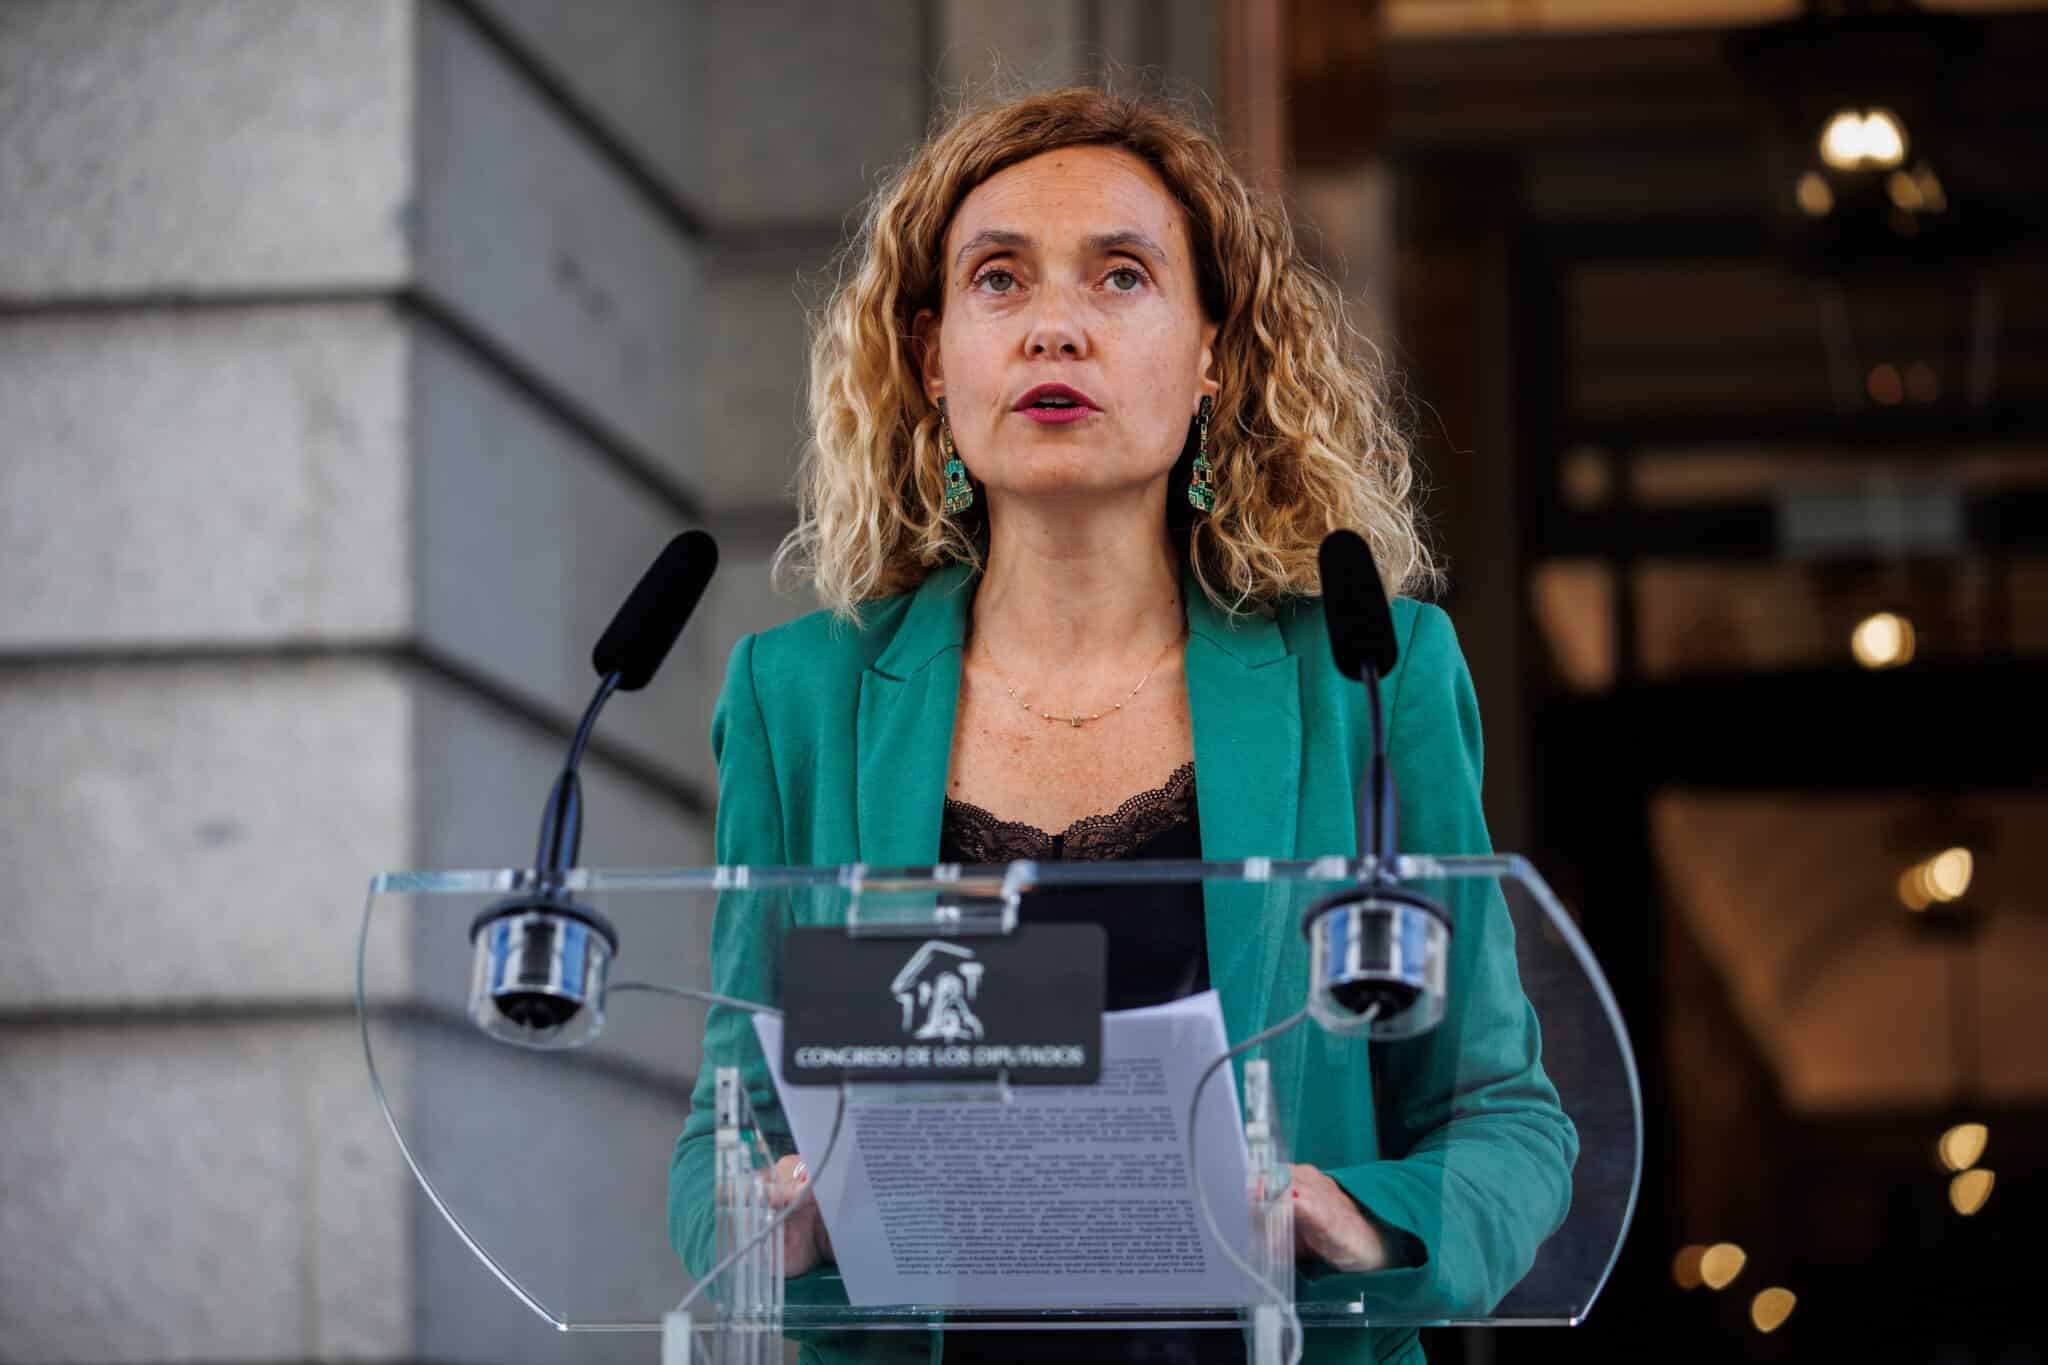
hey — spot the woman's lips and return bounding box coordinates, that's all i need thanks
[1014,383,1099,424]
[1019,403,1096,425]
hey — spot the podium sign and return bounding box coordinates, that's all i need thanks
[779,923,1106,1085]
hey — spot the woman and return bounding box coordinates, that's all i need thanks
[670,87,1577,1364]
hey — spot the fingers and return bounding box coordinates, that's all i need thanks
[768,1154,813,1210]
[1284,1163,1389,1273]
[767,1154,828,1277]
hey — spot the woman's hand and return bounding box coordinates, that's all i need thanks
[769,1154,834,1277]
[1289,1163,1391,1273]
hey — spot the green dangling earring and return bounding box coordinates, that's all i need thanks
[1187,395,1216,513]
[938,398,974,515]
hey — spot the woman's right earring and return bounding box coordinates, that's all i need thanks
[938,398,974,515]
[1187,395,1216,513]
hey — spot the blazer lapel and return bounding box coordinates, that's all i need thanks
[1183,570,1302,1045]
[856,564,975,867]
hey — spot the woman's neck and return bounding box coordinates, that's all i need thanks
[969,495,1185,677]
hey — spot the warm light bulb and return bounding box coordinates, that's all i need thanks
[1888,170,1924,212]
[1863,109,1907,168]
[1914,164,1948,213]
[1672,1244,1707,1290]
[1950,1168,1995,1216]
[1939,1123,1988,1173]
[1796,171,1835,217]
[1852,612,1915,669]
[1821,111,1868,170]
[1751,1287,1797,1334]
[1819,109,1910,171]
[1927,848,1974,902]
[1700,1243,1747,1290]
[1898,865,1934,913]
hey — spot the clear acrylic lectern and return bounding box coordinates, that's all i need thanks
[356,855,1640,1364]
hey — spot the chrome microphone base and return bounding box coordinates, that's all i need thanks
[467,896,619,1049]
[1303,884,1451,1039]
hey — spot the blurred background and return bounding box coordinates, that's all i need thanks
[1,1,2042,1362]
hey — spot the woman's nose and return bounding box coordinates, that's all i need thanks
[1024,289,1087,358]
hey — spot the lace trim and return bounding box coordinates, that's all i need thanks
[943,762,1196,862]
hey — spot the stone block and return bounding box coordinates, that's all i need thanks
[0,0,412,299]
[476,0,928,228]
[0,658,414,1010]
[686,233,836,510]
[0,655,711,1011]
[411,321,713,785]
[939,0,1089,90]
[0,1015,407,1362]
[667,0,929,227]
[0,299,733,791]
[0,304,411,649]
[415,1,703,499]
[467,0,695,204]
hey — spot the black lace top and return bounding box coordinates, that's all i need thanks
[939,761,1210,1012]
[941,761,1201,861]
[938,763,1238,1364]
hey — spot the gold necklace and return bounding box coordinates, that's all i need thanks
[980,631,1183,728]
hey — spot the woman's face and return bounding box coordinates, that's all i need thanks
[917,145,1220,506]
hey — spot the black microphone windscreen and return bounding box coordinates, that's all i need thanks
[1318,529,1399,680]
[592,530,719,691]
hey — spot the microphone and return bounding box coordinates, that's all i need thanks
[593,529,718,690]
[1302,530,1451,1040]
[1318,528,1399,683]
[1318,530,1400,865]
[467,531,720,1049]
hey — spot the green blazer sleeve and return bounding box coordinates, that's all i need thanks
[1317,604,1580,1317]
[668,632,791,1280]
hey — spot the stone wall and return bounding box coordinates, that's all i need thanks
[0,2,1214,1360]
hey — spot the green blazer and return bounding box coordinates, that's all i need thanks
[669,561,1577,1365]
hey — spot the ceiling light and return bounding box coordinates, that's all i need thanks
[1852,612,1916,669]
[1950,1168,1995,1216]
[1796,171,1835,217]
[1820,108,1909,171]
[1926,847,1974,902]
[1939,1123,1988,1173]
[1751,1287,1797,1334]
[1700,1242,1747,1290]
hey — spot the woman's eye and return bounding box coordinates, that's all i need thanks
[973,269,1017,294]
[1106,266,1147,292]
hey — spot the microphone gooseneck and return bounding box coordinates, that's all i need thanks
[531,671,619,884]
[1303,529,1451,1040]
[533,529,720,884]
[468,530,721,1050]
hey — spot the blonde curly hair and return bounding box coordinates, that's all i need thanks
[778,85,1439,617]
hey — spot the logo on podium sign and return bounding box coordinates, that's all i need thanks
[780,924,1104,1085]
[892,940,986,1041]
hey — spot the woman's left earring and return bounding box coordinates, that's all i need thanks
[938,398,974,515]
[1187,395,1217,513]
